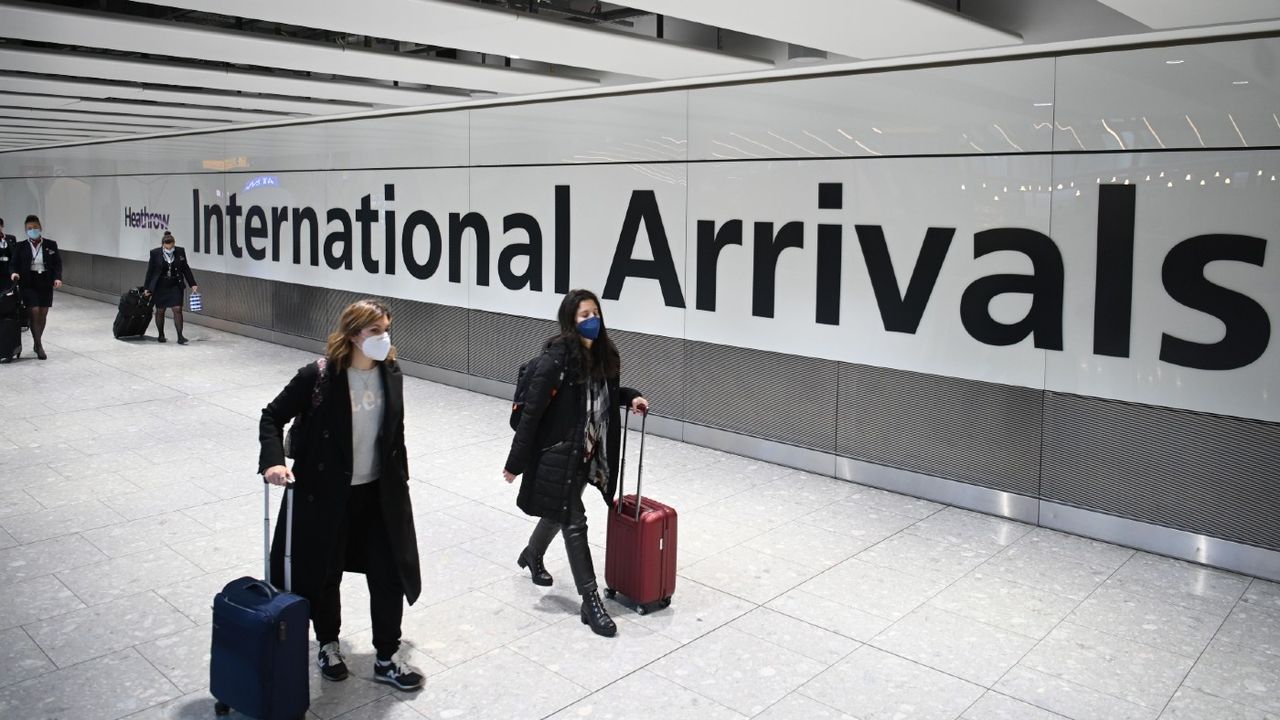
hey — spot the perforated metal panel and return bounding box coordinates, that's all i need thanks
[58,250,93,290]
[467,309,558,381]
[194,271,273,329]
[684,340,838,451]
[611,328,685,419]
[1042,392,1280,550]
[838,363,1043,495]
[90,255,145,296]
[384,299,468,372]
[272,283,364,341]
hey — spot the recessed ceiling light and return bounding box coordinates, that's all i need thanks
[509,55,521,60]
[1033,102,1053,107]
[1233,80,1249,85]
[1165,60,1185,65]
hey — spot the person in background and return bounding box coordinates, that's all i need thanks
[8,214,61,360]
[503,288,650,638]
[0,218,13,293]
[259,299,425,691]
[143,231,198,344]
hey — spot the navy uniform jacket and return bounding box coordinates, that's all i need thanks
[144,246,197,291]
[8,237,62,282]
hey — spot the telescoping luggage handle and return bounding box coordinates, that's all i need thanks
[615,408,648,522]
[262,477,295,593]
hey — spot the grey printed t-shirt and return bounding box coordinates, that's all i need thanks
[348,366,384,486]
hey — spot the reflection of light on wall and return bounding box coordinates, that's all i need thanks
[202,156,249,171]
[1142,117,1165,148]
[1185,115,1205,147]
[1228,114,1248,147]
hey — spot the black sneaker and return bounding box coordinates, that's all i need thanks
[373,654,424,691]
[317,641,349,681]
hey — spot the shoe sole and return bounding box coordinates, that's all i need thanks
[318,666,349,682]
[373,673,423,691]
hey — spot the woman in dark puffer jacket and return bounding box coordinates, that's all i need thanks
[502,289,649,637]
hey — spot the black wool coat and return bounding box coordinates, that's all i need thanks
[258,359,422,604]
[143,246,198,291]
[505,338,641,521]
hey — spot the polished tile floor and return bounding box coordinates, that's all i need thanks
[1,294,1278,720]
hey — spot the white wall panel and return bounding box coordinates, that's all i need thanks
[1053,37,1280,151]
[688,59,1056,160]
[686,156,1054,389]
[469,93,687,166]
[1048,151,1280,421]
[468,164,688,339]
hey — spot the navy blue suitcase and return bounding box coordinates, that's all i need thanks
[210,482,310,720]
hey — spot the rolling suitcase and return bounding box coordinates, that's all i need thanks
[0,285,21,362]
[210,481,310,720]
[113,287,153,338]
[604,410,678,614]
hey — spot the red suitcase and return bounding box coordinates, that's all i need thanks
[604,411,677,614]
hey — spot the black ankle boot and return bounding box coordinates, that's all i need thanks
[580,590,616,637]
[176,334,188,345]
[517,547,553,586]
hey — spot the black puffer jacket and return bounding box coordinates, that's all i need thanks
[505,338,640,521]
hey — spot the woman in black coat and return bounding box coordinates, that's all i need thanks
[259,299,424,691]
[503,288,649,637]
[142,231,198,344]
[7,214,62,360]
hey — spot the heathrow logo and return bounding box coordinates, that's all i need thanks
[124,206,170,230]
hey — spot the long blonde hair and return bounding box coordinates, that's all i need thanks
[325,299,396,372]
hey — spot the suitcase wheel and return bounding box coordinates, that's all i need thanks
[604,588,616,599]
[214,701,230,716]
[636,604,648,615]
[661,597,672,609]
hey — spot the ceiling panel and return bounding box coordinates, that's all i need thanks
[134,0,773,80]
[0,93,294,123]
[620,0,1021,59]
[0,117,184,133]
[0,105,228,129]
[1095,0,1280,29]
[0,48,459,107]
[0,2,597,95]
[0,75,365,116]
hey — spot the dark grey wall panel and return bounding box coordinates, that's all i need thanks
[467,309,558,381]
[59,250,93,290]
[271,282,363,341]
[684,340,837,451]
[386,299,468,373]
[838,363,1043,496]
[611,329,685,419]
[195,271,273,329]
[1042,392,1280,550]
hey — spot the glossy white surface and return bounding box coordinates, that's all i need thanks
[469,92,687,166]
[1047,151,1280,421]
[688,59,1056,159]
[685,156,1054,390]
[1053,37,1280,151]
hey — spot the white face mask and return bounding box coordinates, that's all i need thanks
[360,332,391,362]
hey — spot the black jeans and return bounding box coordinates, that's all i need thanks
[311,481,405,659]
[526,473,597,595]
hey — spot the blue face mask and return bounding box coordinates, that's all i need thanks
[577,315,602,340]
[26,228,41,240]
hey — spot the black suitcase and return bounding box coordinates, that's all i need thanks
[0,287,22,362]
[113,287,154,338]
[210,481,310,720]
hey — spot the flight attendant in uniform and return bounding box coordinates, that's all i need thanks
[143,231,199,344]
[8,214,62,360]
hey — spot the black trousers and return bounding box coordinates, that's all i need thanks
[526,472,597,595]
[311,481,405,659]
